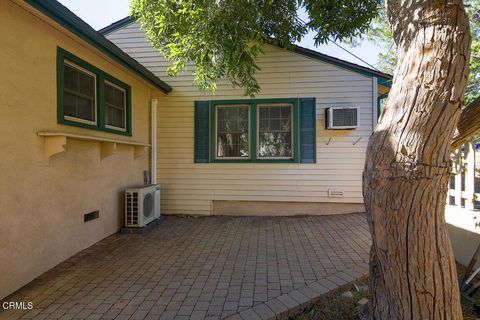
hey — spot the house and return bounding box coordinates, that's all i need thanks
[101,18,391,216]
[446,136,480,267]
[0,0,391,300]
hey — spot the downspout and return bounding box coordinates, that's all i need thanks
[151,99,158,184]
[373,77,378,129]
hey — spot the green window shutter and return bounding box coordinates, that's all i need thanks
[194,101,210,163]
[299,98,317,163]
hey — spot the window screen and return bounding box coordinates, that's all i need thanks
[63,61,96,123]
[105,81,126,130]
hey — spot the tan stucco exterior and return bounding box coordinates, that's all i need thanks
[0,0,164,299]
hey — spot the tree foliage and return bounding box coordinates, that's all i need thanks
[363,1,480,103]
[130,0,381,96]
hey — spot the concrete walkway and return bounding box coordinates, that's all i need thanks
[1,214,371,320]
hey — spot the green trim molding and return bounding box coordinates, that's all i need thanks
[99,17,135,35]
[293,45,392,85]
[377,93,389,120]
[57,47,132,136]
[24,0,172,94]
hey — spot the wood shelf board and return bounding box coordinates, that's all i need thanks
[38,131,151,147]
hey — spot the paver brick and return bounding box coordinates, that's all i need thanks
[252,303,276,320]
[0,214,370,320]
[264,298,289,318]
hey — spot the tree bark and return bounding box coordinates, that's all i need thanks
[452,96,480,150]
[363,1,471,319]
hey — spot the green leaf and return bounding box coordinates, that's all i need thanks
[130,0,381,96]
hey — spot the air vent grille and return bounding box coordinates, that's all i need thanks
[332,108,357,127]
[326,107,359,129]
[126,191,139,227]
[328,189,344,198]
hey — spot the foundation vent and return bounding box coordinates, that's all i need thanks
[328,189,344,198]
[84,210,99,223]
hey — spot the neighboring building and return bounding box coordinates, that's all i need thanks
[0,0,391,299]
[446,140,480,267]
[102,18,391,216]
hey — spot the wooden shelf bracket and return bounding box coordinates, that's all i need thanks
[44,135,67,164]
[38,131,150,163]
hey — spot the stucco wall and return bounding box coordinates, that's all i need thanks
[107,23,376,215]
[0,1,161,299]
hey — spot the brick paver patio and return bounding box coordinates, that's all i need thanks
[1,214,371,320]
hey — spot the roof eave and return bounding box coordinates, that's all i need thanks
[99,16,135,35]
[293,45,393,82]
[23,0,172,94]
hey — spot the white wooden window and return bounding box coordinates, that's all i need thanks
[63,61,97,125]
[216,105,250,159]
[257,104,293,159]
[104,81,126,131]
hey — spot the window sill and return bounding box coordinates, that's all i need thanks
[58,118,131,136]
[38,131,150,164]
[211,159,298,163]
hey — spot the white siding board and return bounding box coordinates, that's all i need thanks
[107,23,374,215]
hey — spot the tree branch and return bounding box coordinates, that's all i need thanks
[451,96,480,150]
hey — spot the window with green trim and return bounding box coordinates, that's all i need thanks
[57,47,132,136]
[208,98,300,163]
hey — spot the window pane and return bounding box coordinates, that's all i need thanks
[114,89,124,106]
[64,92,76,117]
[258,105,293,158]
[76,96,95,121]
[79,72,94,97]
[106,106,125,129]
[64,65,78,91]
[216,105,249,158]
[63,61,96,123]
[104,82,126,129]
[105,84,115,104]
[450,175,456,189]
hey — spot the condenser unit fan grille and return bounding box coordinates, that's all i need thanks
[143,193,153,218]
[332,108,357,127]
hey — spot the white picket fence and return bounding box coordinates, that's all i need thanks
[446,140,480,266]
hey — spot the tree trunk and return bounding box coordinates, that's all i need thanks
[363,1,471,319]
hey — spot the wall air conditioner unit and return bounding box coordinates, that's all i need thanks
[326,107,359,129]
[125,184,161,227]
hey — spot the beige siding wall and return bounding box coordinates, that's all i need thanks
[107,23,374,215]
[0,2,161,299]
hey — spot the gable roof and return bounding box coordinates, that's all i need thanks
[99,17,393,85]
[23,0,172,94]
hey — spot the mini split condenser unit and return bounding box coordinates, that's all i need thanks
[125,184,161,227]
[326,107,359,129]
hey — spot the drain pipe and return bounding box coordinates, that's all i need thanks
[151,99,158,184]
